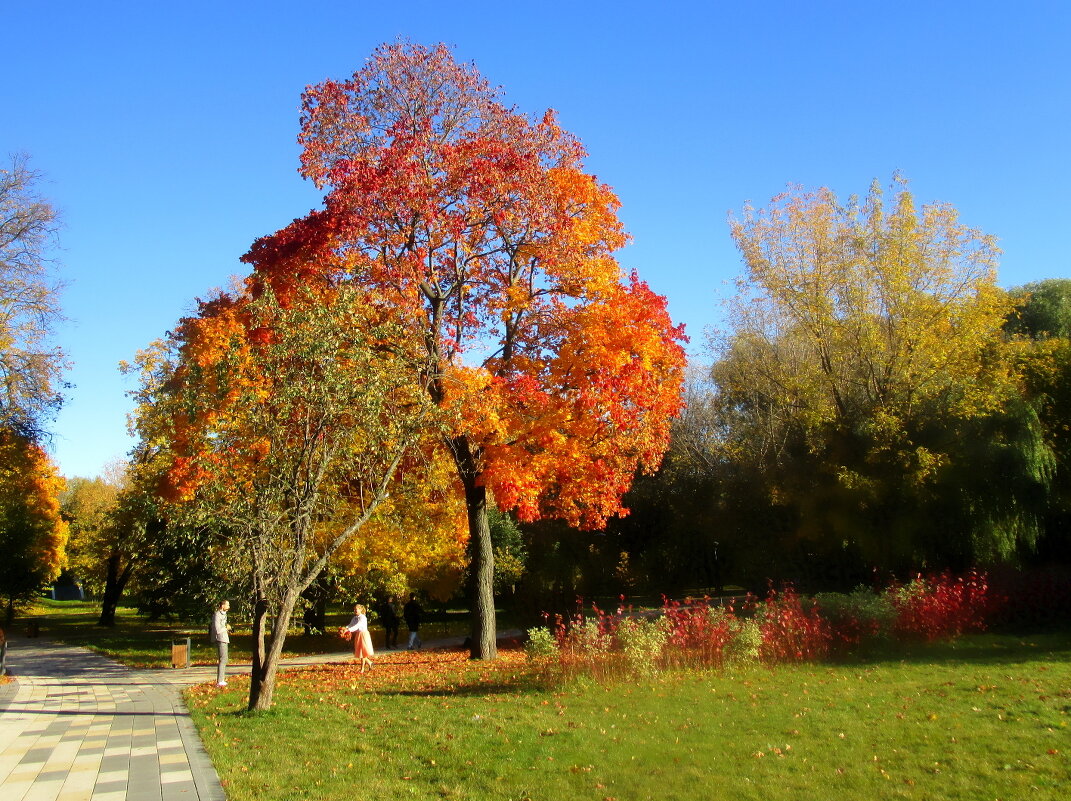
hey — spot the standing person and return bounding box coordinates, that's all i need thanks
[302,605,317,635]
[209,600,230,687]
[343,604,374,672]
[403,593,423,650]
[378,596,400,649]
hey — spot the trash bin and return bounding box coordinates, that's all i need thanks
[171,637,191,669]
[26,621,40,638]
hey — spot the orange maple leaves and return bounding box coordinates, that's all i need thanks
[244,41,687,531]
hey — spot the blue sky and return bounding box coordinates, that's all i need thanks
[4,1,1069,479]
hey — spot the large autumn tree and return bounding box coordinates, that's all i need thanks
[243,42,687,658]
[1,154,69,621]
[712,177,1048,570]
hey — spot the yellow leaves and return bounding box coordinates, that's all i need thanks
[722,176,1021,470]
[0,428,68,584]
[728,177,1010,425]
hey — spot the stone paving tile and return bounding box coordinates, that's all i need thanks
[0,629,503,800]
[0,639,226,801]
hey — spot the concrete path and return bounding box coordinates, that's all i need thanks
[0,630,521,801]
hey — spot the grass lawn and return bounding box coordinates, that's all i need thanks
[17,599,485,668]
[186,631,1071,801]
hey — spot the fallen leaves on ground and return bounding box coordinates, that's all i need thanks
[187,643,531,707]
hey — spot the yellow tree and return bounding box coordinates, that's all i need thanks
[329,446,469,602]
[60,470,124,597]
[715,176,1037,568]
[0,428,67,623]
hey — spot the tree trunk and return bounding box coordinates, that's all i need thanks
[248,591,301,711]
[98,554,133,627]
[247,595,270,709]
[449,436,497,660]
[464,479,497,660]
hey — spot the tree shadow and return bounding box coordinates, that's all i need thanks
[827,630,1071,668]
[375,678,544,698]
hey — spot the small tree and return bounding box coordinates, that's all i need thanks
[0,428,67,623]
[133,281,443,710]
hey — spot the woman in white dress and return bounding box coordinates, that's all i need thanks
[343,604,374,672]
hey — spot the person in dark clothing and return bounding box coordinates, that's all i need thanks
[403,593,423,649]
[378,596,400,649]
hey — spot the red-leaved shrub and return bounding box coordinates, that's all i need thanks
[887,570,993,641]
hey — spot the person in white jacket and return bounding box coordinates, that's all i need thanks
[209,600,231,687]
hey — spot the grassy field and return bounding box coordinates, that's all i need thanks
[16,599,481,668]
[185,631,1071,801]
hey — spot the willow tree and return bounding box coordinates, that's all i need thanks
[244,42,687,658]
[714,177,1046,568]
[1007,279,1071,560]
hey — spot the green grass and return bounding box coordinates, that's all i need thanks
[18,599,486,668]
[185,631,1071,801]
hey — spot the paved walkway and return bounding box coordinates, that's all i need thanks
[0,637,227,801]
[0,630,519,801]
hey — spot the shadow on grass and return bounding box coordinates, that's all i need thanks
[828,629,1071,668]
[378,681,541,698]
[374,668,544,693]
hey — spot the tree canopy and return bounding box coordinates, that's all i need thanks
[0,154,66,439]
[242,41,687,657]
[710,177,1047,570]
[131,277,457,708]
[0,428,67,623]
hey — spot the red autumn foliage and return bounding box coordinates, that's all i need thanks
[755,584,832,663]
[537,571,1003,680]
[887,570,997,641]
[658,595,737,670]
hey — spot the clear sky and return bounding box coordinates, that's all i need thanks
[4,0,1069,479]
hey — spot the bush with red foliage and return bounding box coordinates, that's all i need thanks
[533,571,1003,680]
[659,595,738,670]
[755,584,832,663]
[887,570,994,641]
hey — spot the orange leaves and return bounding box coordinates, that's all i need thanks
[280,644,530,698]
[475,275,687,528]
[153,43,692,563]
[0,428,68,592]
[284,44,688,533]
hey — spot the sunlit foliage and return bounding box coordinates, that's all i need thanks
[246,41,687,657]
[0,428,67,622]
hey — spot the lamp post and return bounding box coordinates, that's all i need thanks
[713,540,722,597]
